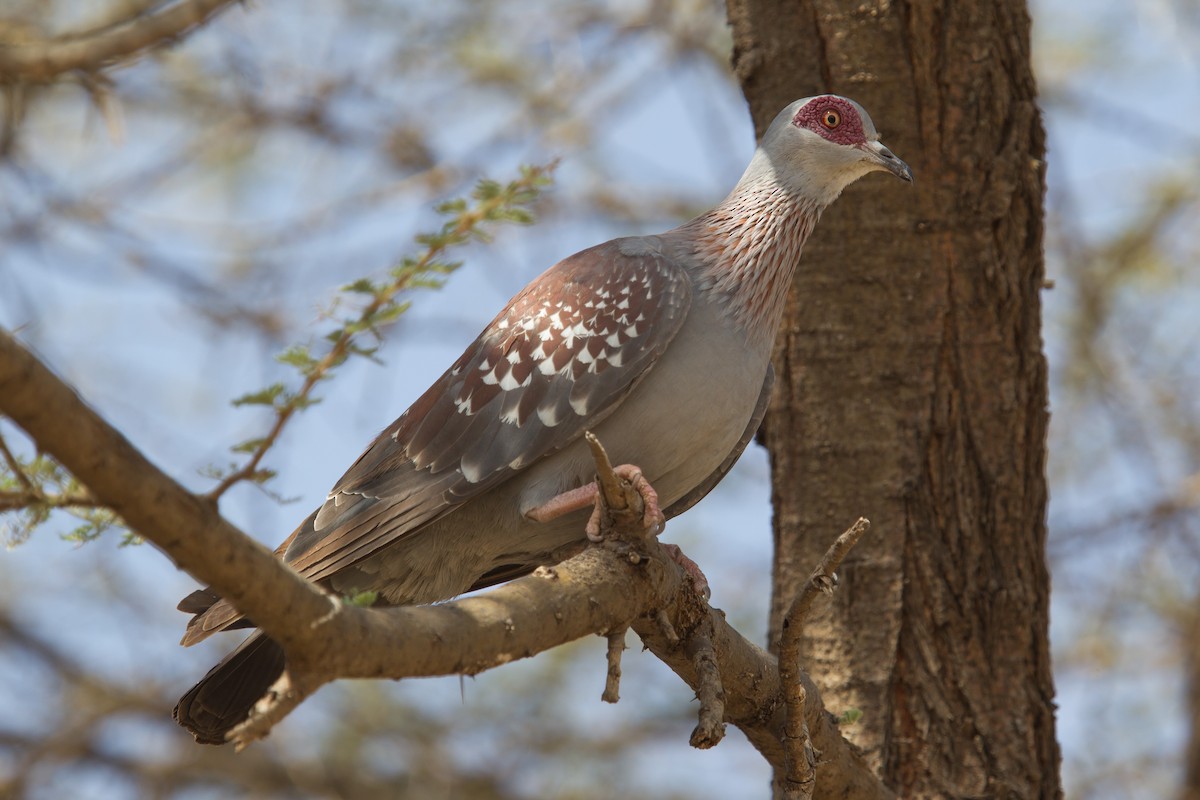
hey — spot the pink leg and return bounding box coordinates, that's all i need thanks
[524,483,597,522]
[524,464,665,542]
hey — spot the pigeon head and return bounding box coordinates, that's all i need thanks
[755,94,913,205]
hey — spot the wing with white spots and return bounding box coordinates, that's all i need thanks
[281,237,693,581]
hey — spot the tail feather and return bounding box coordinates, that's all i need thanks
[180,598,252,646]
[173,632,285,745]
[177,517,311,648]
[177,587,221,615]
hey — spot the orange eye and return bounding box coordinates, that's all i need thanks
[822,109,841,129]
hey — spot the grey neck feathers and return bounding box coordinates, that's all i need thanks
[679,153,825,345]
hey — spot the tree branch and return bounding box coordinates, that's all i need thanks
[0,0,242,83]
[778,517,872,800]
[0,328,335,653]
[0,327,891,798]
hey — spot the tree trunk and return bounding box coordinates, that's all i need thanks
[1184,605,1200,800]
[726,0,1062,797]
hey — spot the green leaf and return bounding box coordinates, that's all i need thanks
[473,178,501,200]
[342,278,379,295]
[248,469,277,485]
[503,207,534,225]
[66,523,98,543]
[232,383,287,407]
[363,302,410,329]
[276,345,317,371]
[287,395,322,411]
[61,509,118,544]
[434,198,468,215]
[344,590,378,607]
[4,507,45,548]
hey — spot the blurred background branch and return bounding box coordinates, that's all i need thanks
[0,0,241,83]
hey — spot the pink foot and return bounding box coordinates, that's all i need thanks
[585,464,664,542]
[662,543,711,600]
[524,465,664,541]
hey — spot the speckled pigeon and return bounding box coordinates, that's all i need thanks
[174,95,913,744]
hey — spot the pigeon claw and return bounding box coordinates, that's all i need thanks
[661,543,711,600]
[585,464,665,542]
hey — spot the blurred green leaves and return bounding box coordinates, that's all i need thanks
[0,436,129,547]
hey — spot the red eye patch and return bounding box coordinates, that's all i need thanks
[791,97,865,146]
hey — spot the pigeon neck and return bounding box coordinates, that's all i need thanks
[685,163,824,344]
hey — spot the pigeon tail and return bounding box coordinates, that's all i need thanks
[173,632,285,745]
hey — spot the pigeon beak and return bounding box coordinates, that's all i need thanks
[859,140,914,183]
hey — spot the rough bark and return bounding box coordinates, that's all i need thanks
[727,0,1061,797]
[1184,605,1200,800]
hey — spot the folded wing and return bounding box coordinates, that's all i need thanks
[182,238,692,643]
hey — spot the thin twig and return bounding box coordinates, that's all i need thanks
[0,431,36,494]
[602,626,628,703]
[585,431,625,516]
[788,517,870,628]
[778,517,871,800]
[0,431,105,513]
[0,489,100,511]
[779,680,816,800]
[208,167,554,502]
[686,615,726,749]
